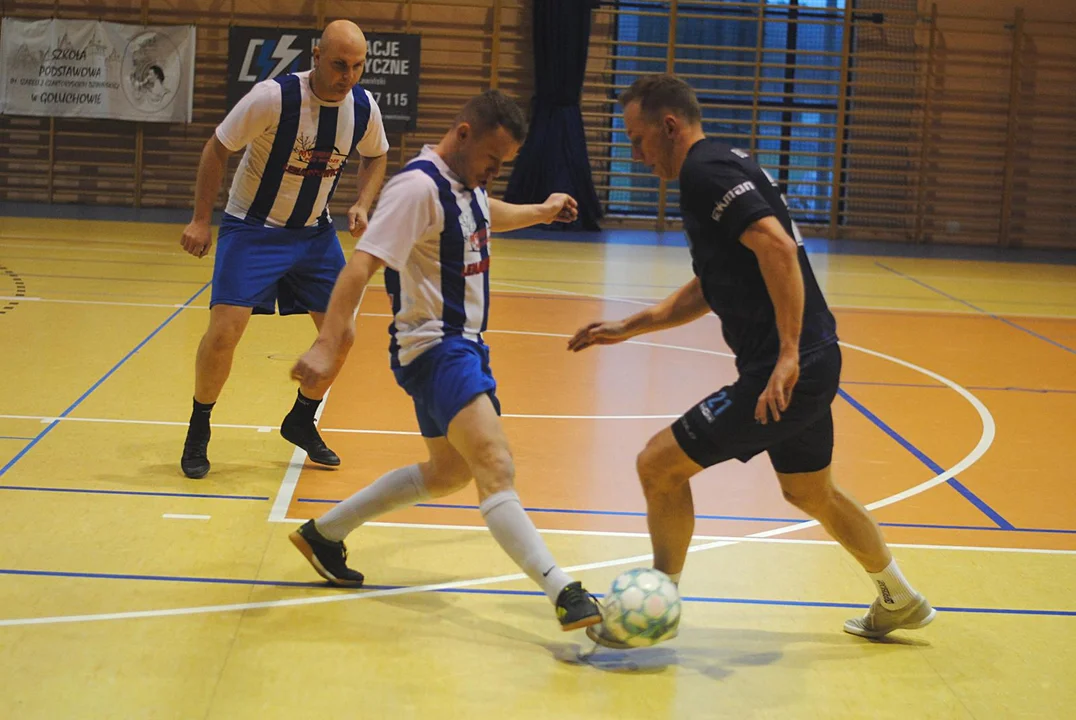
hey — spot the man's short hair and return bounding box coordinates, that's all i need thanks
[456,89,527,143]
[619,74,702,124]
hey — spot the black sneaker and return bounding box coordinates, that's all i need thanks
[289,519,365,587]
[181,424,210,479]
[555,581,602,631]
[280,412,340,466]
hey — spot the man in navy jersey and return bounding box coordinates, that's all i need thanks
[287,90,602,631]
[178,20,389,479]
[569,75,934,644]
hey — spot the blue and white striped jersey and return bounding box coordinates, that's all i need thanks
[215,70,389,228]
[358,146,492,368]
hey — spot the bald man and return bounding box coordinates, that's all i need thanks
[178,20,389,479]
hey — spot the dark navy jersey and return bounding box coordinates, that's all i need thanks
[678,138,838,371]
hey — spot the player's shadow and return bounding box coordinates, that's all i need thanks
[262,582,931,683]
[549,625,931,679]
[550,642,684,676]
[271,459,337,472]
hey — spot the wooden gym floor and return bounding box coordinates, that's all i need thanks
[0,214,1074,719]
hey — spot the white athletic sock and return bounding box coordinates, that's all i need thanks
[666,571,682,586]
[315,464,428,542]
[869,559,917,610]
[480,489,573,603]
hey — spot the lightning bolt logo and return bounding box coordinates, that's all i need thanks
[253,34,303,81]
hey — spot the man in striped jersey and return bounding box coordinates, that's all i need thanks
[178,20,389,479]
[287,90,603,631]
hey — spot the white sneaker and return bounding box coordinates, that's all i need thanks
[844,593,936,638]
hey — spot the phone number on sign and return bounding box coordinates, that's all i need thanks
[371,91,409,107]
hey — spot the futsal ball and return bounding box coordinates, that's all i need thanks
[601,568,681,648]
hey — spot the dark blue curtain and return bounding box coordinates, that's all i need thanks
[503,0,603,231]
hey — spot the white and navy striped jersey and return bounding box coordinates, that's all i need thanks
[358,146,492,368]
[215,70,389,229]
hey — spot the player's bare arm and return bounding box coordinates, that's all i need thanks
[180,135,232,258]
[290,249,385,389]
[347,153,388,238]
[567,276,709,352]
[488,193,578,232]
[739,215,805,424]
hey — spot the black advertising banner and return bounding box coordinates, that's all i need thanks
[226,27,317,110]
[362,34,420,132]
[226,27,419,132]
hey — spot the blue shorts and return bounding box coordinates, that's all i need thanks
[392,336,502,438]
[210,214,346,316]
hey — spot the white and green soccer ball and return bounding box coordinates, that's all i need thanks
[601,568,681,647]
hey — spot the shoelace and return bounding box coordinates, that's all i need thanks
[560,583,600,613]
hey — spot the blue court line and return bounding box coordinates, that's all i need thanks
[842,380,1076,395]
[0,485,268,501]
[945,478,1015,531]
[876,522,1076,535]
[3,568,1073,618]
[836,388,1016,530]
[876,262,1076,355]
[0,281,211,479]
[297,498,798,523]
[425,501,797,524]
[293,498,1076,534]
[443,588,1076,617]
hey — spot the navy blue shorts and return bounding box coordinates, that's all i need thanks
[210,214,346,316]
[672,343,842,474]
[392,336,502,438]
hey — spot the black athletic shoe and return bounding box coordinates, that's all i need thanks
[289,520,365,587]
[280,412,340,466]
[181,425,210,479]
[555,581,602,631]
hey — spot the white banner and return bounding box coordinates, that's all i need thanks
[0,17,195,123]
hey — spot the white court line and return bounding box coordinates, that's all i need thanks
[0,284,1007,627]
[5,294,1072,320]
[827,303,1076,320]
[6,526,1072,628]
[0,238,189,257]
[267,284,371,522]
[489,283,1076,320]
[486,328,736,358]
[0,295,210,310]
[268,389,332,523]
[356,521,1076,556]
[496,254,614,266]
[819,268,1076,288]
[505,414,679,420]
[1,414,680,429]
[489,279,654,306]
[162,514,211,521]
[13,236,1070,287]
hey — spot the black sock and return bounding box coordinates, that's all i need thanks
[189,398,214,432]
[290,389,321,423]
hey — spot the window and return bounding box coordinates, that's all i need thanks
[608,0,846,223]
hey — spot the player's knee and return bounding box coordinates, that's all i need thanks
[203,321,245,353]
[636,443,681,495]
[781,480,835,515]
[469,440,515,490]
[422,460,472,497]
